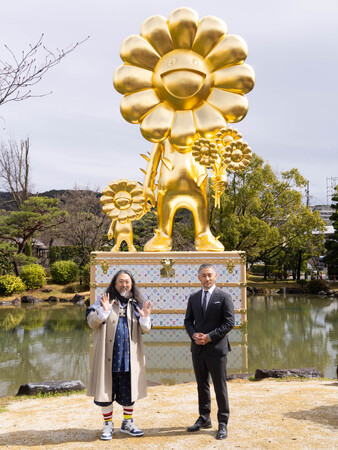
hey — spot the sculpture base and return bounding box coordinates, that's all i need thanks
[90,251,248,381]
[90,251,247,329]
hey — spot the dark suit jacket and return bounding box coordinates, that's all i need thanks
[184,286,235,357]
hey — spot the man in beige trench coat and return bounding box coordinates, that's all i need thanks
[86,269,152,439]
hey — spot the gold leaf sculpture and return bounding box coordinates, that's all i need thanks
[112,7,255,252]
[100,179,145,252]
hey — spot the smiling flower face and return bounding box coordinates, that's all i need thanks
[114,7,255,148]
[100,179,145,223]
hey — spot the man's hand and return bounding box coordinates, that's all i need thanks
[137,300,152,318]
[193,333,210,345]
[101,293,112,312]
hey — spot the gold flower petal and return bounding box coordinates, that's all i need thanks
[100,195,114,205]
[118,210,128,222]
[102,187,115,197]
[140,103,174,142]
[101,202,115,212]
[126,180,137,193]
[117,179,128,191]
[108,181,119,193]
[114,65,153,95]
[206,34,248,72]
[126,209,137,220]
[130,187,144,197]
[194,102,226,138]
[131,197,145,206]
[120,89,160,124]
[207,89,249,123]
[108,209,120,220]
[192,16,227,57]
[168,7,198,49]
[141,15,174,56]
[170,110,196,147]
[131,204,143,214]
[214,64,255,94]
[120,35,160,71]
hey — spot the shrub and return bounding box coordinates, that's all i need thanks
[81,263,91,288]
[50,260,79,284]
[250,265,266,276]
[20,264,46,290]
[0,275,26,296]
[306,279,330,294]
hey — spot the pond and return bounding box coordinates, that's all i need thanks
[0,295,337,397]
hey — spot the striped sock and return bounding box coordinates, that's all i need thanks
[123,406,133,420]
[101,406,113,422]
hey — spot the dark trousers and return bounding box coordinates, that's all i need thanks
[192,348,229,425]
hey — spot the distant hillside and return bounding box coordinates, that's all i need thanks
[0,189,101,211]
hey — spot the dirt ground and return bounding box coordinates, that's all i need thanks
[0,379,337,449]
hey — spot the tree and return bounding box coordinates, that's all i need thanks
[0,196,67,255]
[0,138,31,210]
[0,34,88,107]
[53,188,110,265]
[210,154,326,280]
[324,186,338,278]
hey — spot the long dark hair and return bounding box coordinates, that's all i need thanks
[106,269,144,306]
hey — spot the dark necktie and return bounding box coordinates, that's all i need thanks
[202,290,208,316]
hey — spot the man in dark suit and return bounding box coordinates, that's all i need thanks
[184,263,235,440]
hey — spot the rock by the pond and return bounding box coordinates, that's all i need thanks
[42,287,53,293]
[21,295,42,304]
[255,368,323,380]
[48,296,59,303]
[59,298,72,302]
[227,373,253,381]
[72,294,85,304]
[16,380,85,396]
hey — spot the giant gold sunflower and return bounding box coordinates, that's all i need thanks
[114,7,255,148]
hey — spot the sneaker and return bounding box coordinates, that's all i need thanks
[101,421,114,440]
[120,418,144,437]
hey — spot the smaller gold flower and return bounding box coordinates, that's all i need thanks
[216,126,242,147]
[100,179,145,223]
[223,140,252,171]
[192,138,219,166]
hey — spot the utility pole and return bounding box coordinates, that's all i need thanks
[306,180,310,207]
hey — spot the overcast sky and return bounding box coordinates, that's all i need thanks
[1,0,337,205]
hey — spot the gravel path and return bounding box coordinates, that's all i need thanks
[0,379,337,449]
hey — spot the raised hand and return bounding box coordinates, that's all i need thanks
[137,300,152,318]
[101,293,112,312]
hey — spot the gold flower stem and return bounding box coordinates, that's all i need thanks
[212,163,226,209]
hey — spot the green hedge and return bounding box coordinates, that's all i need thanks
[50,260,79,284]
[0,274,26,296]
[20,264,46,290]
[48,246,91,268]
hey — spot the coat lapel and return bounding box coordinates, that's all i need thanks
[204,287,220,319]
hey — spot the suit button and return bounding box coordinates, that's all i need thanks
[108,358,111,362]
[109,339,112,343]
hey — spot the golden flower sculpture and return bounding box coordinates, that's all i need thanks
[223,140,252,171]
[192,138,218,166]
[192,125,252,207]
[114,7,255,148]
[100,179,145,252]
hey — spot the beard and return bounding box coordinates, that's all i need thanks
[119,289,132,299]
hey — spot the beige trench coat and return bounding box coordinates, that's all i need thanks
[86,298,150,403]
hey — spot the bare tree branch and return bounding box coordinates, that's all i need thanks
[0,34,89,106]
[0,138,32,209]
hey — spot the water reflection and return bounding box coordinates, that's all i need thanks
[0,305,90,397]
[0,295,337,397]
[247,295,338,379]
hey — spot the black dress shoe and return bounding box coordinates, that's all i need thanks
[187,417,212,432]
[216,423,227,440]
